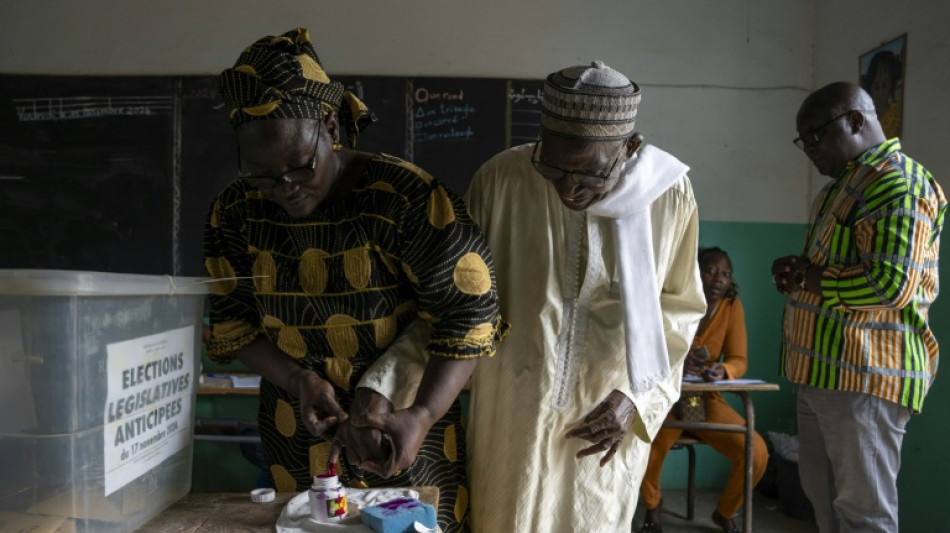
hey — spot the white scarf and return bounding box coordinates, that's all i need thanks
[587,144,690,393]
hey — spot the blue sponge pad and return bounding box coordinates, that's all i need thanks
[360,497,437,533]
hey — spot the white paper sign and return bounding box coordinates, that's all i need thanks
[103,325,194,496]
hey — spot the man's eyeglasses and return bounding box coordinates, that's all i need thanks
[238,120,321,191]
[793,110,855,150]
[530,140,623,190]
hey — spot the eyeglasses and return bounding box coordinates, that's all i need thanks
[238,121,321,191]
[793,110,854,150]
[530,140,624,190]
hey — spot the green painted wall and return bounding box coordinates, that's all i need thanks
[899,250,950,532]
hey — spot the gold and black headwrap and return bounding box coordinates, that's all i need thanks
[218,27,376,147]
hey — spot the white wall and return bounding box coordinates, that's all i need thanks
[813,1,950,200]
[0,0,817,223]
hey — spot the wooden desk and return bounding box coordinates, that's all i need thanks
[136,487,439,532]
[198,372,261,395]
[662,381,780,533]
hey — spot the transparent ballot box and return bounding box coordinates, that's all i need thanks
[0,270,209,532]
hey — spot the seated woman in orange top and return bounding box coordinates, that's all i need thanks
[639,246,768,533]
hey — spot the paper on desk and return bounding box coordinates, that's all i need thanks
[276,488,442,533]
[712,378,765,385]
[230,374,261,388]
[201,374,232,388]
[681,375,704,383]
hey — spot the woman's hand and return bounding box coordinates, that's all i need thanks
[289,368,347,438]
[683,347,708,376]
[701,362,727,382]
[564,389,637,467]
[328,388,394,474]
[350,406,433,478]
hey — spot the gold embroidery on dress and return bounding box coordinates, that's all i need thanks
[453,253,491,295]
[343,247,372,289]
[299,248,330,294]
[204,257,237,294]
[374,315,397,348]
[454,484,469,522]
[277,327,307,359]
[443,424,458,462]
[428,185,456,229]
[325,314,360,389]
[275,399,297,437]
[464,322,494,341]
[253,251,276,293]
[270,464,298,492]
[309,442,332,476]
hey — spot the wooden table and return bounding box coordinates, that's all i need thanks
[662,381,780,533]
[198,372,261,395]
[136,487,439,532]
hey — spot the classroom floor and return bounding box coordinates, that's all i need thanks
[631,489,818,532]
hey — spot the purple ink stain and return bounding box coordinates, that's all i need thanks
[377,498,423,516]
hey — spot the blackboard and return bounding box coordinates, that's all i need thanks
[408,77,508,195]
[0,76,175,274]
[336,76,407,158]
[0,74,543,276]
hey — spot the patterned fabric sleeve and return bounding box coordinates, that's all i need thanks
[398,171,508,359]
[202,184,264,363]
[820,166,942,310]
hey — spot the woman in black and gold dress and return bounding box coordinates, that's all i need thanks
[203,28,506,533]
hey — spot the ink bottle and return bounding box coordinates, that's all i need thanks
[309,473,347,522]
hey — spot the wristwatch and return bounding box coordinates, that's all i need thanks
[792,263,809,291]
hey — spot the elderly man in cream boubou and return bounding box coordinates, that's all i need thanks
[359,61,705,533]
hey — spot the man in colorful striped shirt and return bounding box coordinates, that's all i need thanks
[772,82,945,533]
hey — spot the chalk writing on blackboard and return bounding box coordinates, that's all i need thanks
[13,96,172,121]
[406,78,506,196]
[506,80,543,148]
[411,86,476,143]
[508,87,542,105]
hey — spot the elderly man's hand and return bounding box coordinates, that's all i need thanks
[350,406,432,478]
[565,389,637,467]
[328,388,394,475]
